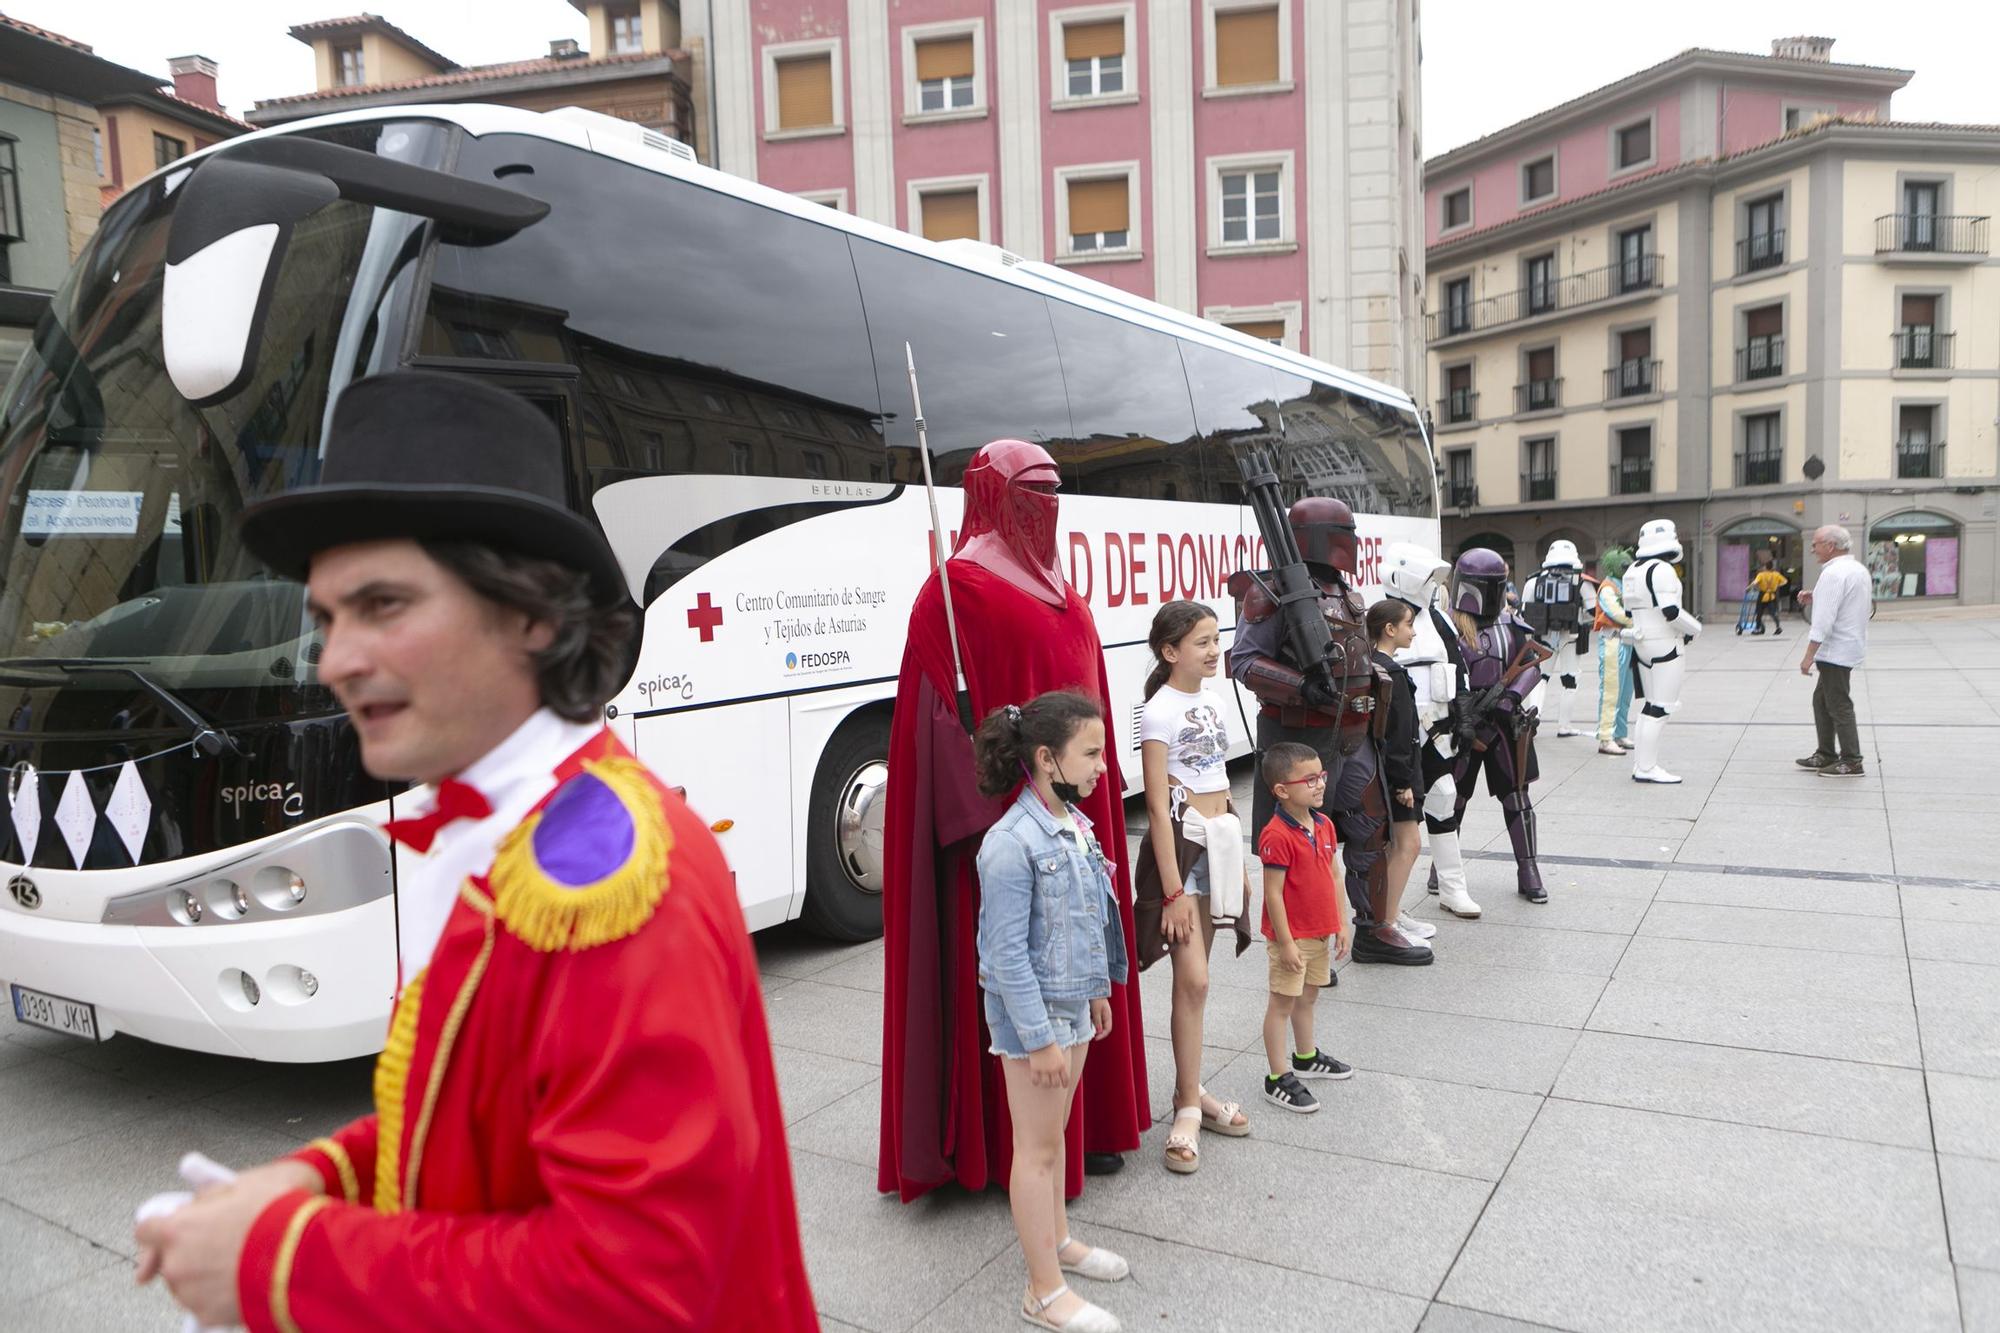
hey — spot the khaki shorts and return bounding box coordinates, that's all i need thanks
[1266,935,1332,997]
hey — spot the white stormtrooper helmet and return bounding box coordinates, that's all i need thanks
[1383,541,1452,606]
[1542,539,1582,571]
[1636,518,1681,561]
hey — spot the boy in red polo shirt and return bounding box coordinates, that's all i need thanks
[1256,743,1358,1114]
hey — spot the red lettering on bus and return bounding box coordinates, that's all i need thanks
[1104,532,1126,607]
[1127,532,1148,605]
[1067,532,1093,603]
[1176,534,1198,600]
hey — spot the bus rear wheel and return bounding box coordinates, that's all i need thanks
[801,713,891,942]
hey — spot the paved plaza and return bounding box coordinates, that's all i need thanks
[3,608,2000,1331]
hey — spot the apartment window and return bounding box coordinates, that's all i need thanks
[1742,304,1783,380]
[1211,3,1283,89]
[918,188,981,243]
[915,34,976,112]
[1742,412,1782,485]
[1522,155,1556,203]
[1525,252,1556,315]
[1064,173,1132,254]
[1441,186,1471,232]
[1228,319,1285,344]
[1613,327,1654,397]
[1522,346,1558,413]
[1898,404,1939,478]
[1523,436,1557,502]
[1614,427,1653,494]
[610,5,642,53]
[1742,193,1785,271]
[1902,181,1942,251]
[334,43,364,87]
[1443,276,1471,335]
[0,136,22,244]
[1614,119,1653,171]
[1899,294,1941,368]
[1063,18,1125,98]
[1219,163,1283,245]
[1446,447,1476,508]
[1443,364,1475,424]
[153,133,187,169]
[771,48,839,132]
[1617,225,1653,292]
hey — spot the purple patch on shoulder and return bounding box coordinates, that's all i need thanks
[531,773,636,887]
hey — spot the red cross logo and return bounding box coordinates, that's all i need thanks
[687,592,724,642]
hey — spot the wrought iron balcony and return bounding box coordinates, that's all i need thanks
[1447,480,1479,510]
[1519,470,1557,502]
[1436,389,1478,426]
[1516,377,1562,413]
[1736,229,1786,273]
[1876,214,1989,256]
[1896,436,1945,479]
[1892,330,1955,370]
[1605,358,1659,399]
[1735,452,1783,486]
[1426,254,1664,340]
[1737,335,1785,382]
[1609,459,1652,496]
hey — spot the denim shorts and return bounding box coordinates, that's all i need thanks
[984,990,1095,1058]
[1182,855,1211,897]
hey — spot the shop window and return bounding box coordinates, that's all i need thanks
[1867,511,1959,598]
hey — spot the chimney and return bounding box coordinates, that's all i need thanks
[168,54,221,109]
[549,38,584,60]
[1771,36,1835,63]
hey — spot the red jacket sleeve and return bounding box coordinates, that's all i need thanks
[238,894,799,1332]
[288,1117,376,1206]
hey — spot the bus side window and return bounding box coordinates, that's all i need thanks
[1177,341,1285,505]
[1266,376,1430,519]
[1044,301,1208,503]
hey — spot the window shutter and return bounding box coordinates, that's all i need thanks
[914,36,974,82]
[1527,348,1555,380]
[1064,20,1124,61]
[776,54,835,129]
[1901,294,1937,326]
[1068,177,1129,234]
[1745,305,1783,337]
[1447,365,1470,392]
[1620,328,1652,360]
[920,190,980,242]
[1214,7,1280,86]
[1229,320,1285,343]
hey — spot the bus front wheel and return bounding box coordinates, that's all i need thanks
[801,712,891,942]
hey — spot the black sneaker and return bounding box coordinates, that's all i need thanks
[1819,759,1866,777]
[1795,752,1836,770]
[1291,1049,1354,1081]
[1262,1071,1320,1114]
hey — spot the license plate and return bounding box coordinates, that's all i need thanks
[9,984,101,1042]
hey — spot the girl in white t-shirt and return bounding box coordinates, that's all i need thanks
[1139,600,1251,1173]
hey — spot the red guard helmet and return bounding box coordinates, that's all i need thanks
[954,439,1066,606]
[1288,497,1358,576]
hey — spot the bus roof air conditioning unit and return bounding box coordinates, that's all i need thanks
[547,106,697,162]
[934,238,1026,269]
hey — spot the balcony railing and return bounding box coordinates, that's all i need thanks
[1737,335,1785,381]
[1436,389,1478,426]
[1893,330,1955,370]
[1610,459,1652,495]
[1896,437,1945,479]
[1736,452,1783,486]
[1605,358,1660,399]
[1516,377,1562,413]
[1736,229,1786,273]
[1427,254,1664,339]
[1876,213,1989,255]
[1520,471,1557,502]
[1447,480,1479,510]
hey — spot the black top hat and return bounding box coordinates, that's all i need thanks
[238,371,627,603]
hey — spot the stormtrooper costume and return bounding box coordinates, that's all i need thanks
[1520,540,1598,739]
[1622,518,1702,784]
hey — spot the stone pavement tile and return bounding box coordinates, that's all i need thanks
[763,978,885,1067]
[0,1038,48,1073]
[1064,1134,1490,1300]
[0,1056,176,1167]
[784,1080,880,1173]
[1612,935,1912,1007]
[756,925,868,981]
[1913,959,2000,1012]
[0,1102,300,1258]
[1894,848,2000,884]
[776,1048,880,1127]
[1941,1155,2000,1271]
[2,1264,183,1333]
[1904,885,2000,926]
[1439,1099,1958,1333]
[1929,1073,2000,1162]
[1550,1031,1932,1149]
[1905,918,2000,967]
[1419,1304,1581,1333]
[916,1219,1428,1333]
[788,1149,1018,1333]
[1421,880,1655,937]
[1326,959,1607,1030]
[1410,919,1630,978]
[194,1056,373,1142]
[818,1319,871,1333]
[1204,1048,1541,1181]
[1655,870,1901,919]
[1586,977,1921,1066]
[809,943,888,994]
[1701,779,1885,810]
[1884,790,2000,815]
[1474,830,1683,865]
[0,1199,121,1305]
[1140,961,1269,1049]
[1675,824,1893,875]
[52,1033,264,1104]
[1917,1007,2000,1080]
[1324,1003,1580,1095]
[1636,900,1904,957]
[1957,1265,2000,1333]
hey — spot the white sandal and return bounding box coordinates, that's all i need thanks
[1197,1084,1250,1137]
[1164,1106,1201,1174]
[1022,1283,1122,1332]
[1059,1236,1130,1282]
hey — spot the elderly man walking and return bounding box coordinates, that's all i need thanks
[1796,524,1871,777]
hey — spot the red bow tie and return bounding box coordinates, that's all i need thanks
[384,778,493,853]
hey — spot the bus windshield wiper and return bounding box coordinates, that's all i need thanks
[0,657,237,756]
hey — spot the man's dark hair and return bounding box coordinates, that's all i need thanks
[1262,742,1322,791]
[422,539,637,723]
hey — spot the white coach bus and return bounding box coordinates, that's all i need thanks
[0,105,1437,1061]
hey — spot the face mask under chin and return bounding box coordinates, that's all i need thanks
[1050,759,1083,805]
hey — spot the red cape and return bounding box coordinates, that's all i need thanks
[877,562,1149,1202]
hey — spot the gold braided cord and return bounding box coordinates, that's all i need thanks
[402,902,497,1208]
[490,757,673,953]
[370,970,426,1213]
[268,1194,333,1333]
[304,1137,359,1205]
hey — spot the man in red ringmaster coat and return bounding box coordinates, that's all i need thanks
[878,439,1149,1203]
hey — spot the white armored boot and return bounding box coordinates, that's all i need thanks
[1555,680,1579,737]
[1427,831,1481,918]
[1630,712,1681,784]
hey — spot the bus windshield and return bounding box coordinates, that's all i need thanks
[0,120,449,733]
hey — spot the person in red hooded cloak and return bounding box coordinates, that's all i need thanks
[878,440,1149,1203]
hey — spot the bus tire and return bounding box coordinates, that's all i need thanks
[801,711,892,942]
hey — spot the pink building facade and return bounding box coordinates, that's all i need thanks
[685,0,1426,390]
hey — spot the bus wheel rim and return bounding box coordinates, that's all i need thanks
[836,759,889,896]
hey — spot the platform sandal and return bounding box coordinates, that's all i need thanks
[1164,1106,1201,1174]
[1022,1283,1121,1332]
[1197,1084,1249,1136]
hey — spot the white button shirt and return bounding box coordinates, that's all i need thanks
[393,708,603,980]
[1807,553,1871,669]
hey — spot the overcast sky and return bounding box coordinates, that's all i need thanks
[9,0,1997,153]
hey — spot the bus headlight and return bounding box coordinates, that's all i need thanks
[252,867,307,912]
[171,890,202,925]
[101,821,389,928]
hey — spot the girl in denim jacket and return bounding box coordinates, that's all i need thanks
[974,690,1131,1333]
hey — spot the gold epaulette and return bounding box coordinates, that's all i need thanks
[489,756,673,953]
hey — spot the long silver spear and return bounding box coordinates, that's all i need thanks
[904,342,968,709]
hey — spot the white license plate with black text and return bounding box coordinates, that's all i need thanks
[9,984,101,1041]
